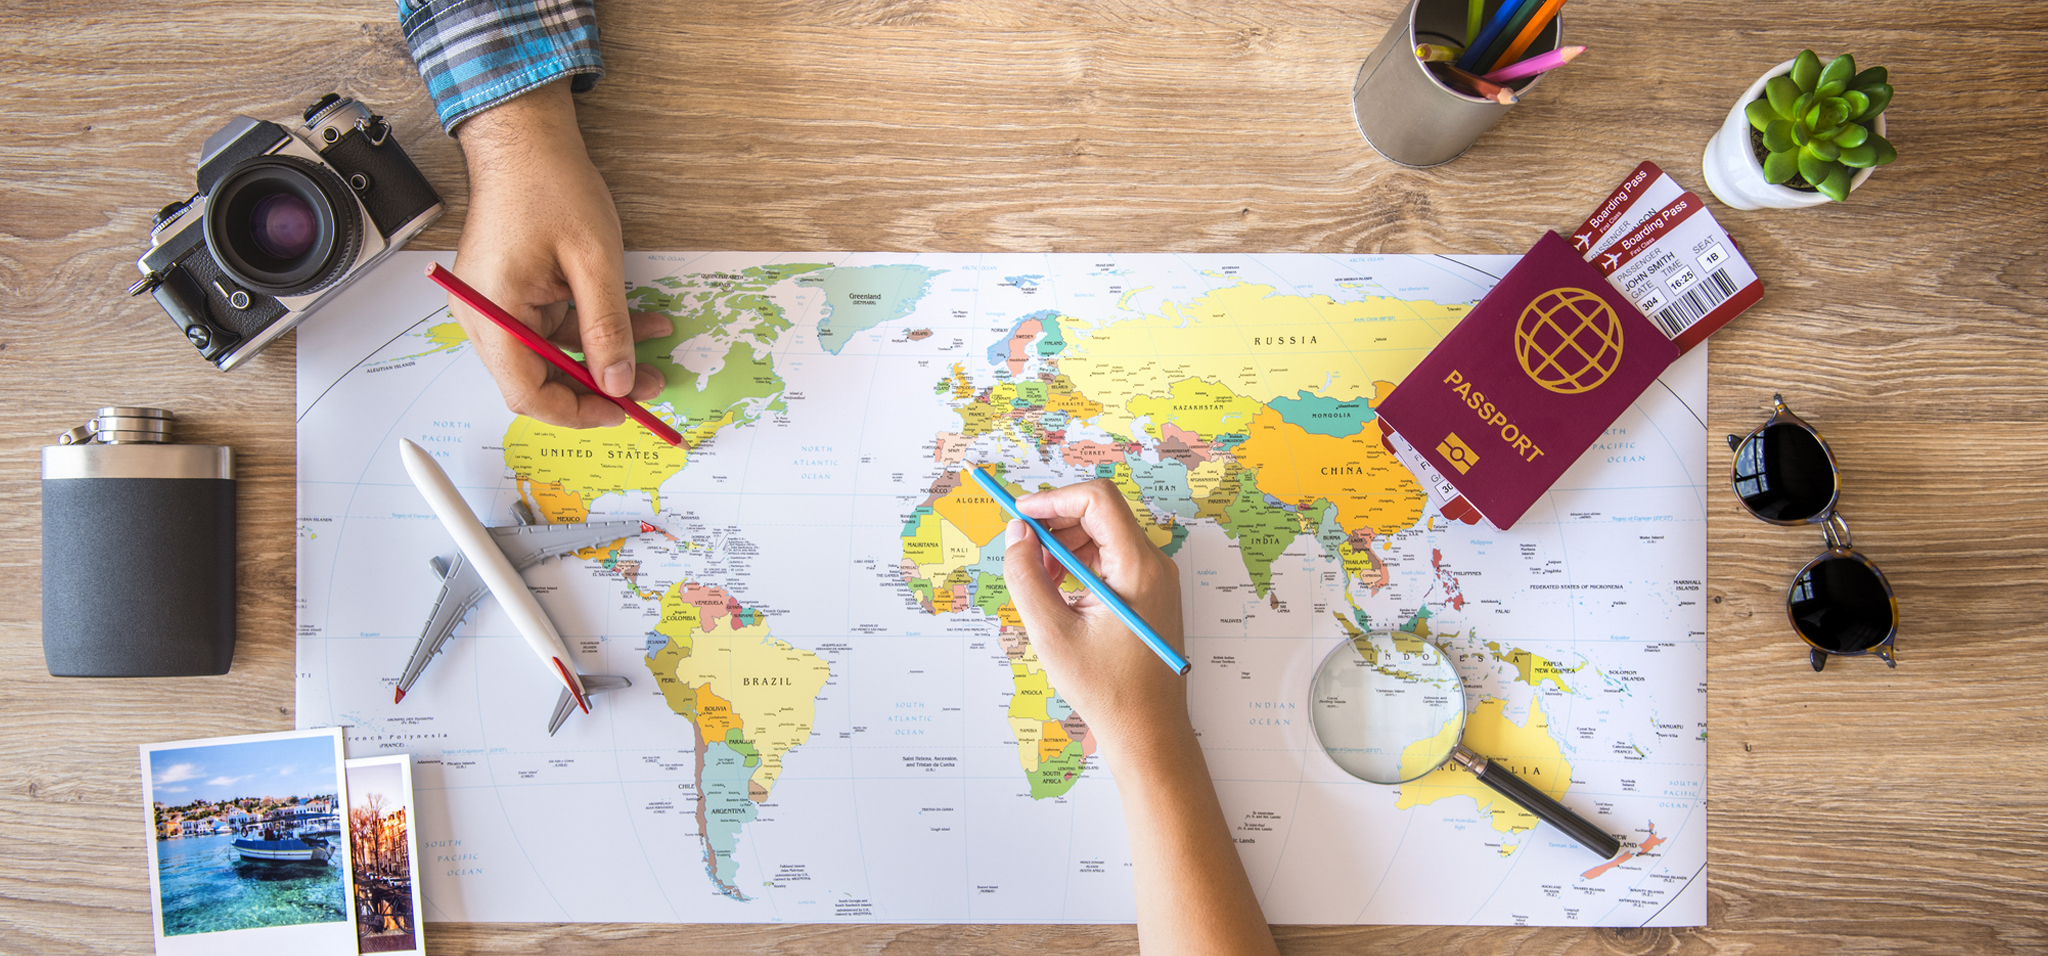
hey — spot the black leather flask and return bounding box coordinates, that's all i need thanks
[40,407,236,676]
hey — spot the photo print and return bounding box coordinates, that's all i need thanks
[344,755,424,954]
[140,727,356,956]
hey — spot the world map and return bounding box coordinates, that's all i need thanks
[297,251,1707,925]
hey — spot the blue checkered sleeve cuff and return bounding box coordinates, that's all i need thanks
[398,0,604,133]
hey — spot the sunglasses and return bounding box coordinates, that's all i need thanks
[1726,394,1898,671]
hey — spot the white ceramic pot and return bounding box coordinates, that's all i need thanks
[1701,58,1884,210]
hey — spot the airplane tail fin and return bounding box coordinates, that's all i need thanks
[546,675,633,736]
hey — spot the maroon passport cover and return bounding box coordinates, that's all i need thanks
[1376,230,1680,529]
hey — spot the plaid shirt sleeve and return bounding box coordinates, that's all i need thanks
[396,0,605,133]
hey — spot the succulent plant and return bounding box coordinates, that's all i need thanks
[1745,50,1896,201]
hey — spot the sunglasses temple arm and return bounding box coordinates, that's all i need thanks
[1452,746,1624,859]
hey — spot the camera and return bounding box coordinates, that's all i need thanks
[130,94,443,370]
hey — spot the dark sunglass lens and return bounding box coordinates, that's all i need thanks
[1789,556,1894,653]
[1734,423,1834,521]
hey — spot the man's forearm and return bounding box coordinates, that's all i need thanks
[455,81,589,183]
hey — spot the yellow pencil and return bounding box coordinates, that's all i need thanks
[1487,0,1568,74]
[1415,43,1464,62]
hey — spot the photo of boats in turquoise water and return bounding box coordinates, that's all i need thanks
[146,731,350,937]
[155,830,348,935]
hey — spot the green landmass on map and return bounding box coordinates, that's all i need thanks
[503,263,830,512]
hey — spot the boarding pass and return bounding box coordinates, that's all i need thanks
[1592,190,1764,354]
[1570,160,1687,259]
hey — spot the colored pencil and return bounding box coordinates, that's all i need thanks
[1465,0,1483,45]
[1414,43,1464,63]
[424,263,685,447]
[1482,44,1584,84]
[1455,0,1539,71]
[1428,63,1518,105]
[1487,0,1569,73]
[1470,0,1546,77]
[966,466,1192,676]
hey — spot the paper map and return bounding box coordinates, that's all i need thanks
[296,251,1707,925]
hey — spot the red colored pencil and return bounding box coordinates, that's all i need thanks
[1428,62,1519,105]
[1482,44,1584,84]
[425,263,685,447]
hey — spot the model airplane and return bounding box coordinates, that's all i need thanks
[396,438,655,735]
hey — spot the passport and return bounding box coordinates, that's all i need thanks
[1375,230,1680,529]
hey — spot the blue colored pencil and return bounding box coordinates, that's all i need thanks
[968,466,1193,676]
[1456,0,1540,72]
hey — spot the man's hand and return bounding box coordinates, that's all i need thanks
[451,79,669,428]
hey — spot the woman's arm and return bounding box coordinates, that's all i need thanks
[1002,479,1279,956]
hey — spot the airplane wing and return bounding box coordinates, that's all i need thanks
[394,552,489,703]
[488,520,653,571]
[399,517,657,707]
[546,674,633,735]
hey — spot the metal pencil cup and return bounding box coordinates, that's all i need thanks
[1351,0,1563,167]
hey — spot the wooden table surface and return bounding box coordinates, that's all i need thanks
[5,1,2046,952]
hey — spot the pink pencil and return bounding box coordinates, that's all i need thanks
[1482,44,1585,84]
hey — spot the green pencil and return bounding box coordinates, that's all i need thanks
[1472,0,1544,79]
[1466,0,1483,44]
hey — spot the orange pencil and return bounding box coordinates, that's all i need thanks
[1487,0,1569,73]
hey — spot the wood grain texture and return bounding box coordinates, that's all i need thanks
[3,0,2045,952]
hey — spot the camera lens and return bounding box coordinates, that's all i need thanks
[249,192,318,260]
[203,156,362,297]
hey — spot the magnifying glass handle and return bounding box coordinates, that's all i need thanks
[1450,746,1622,859]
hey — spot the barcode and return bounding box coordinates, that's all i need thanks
[1651,269,1737,338]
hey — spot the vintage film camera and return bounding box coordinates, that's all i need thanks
[130,94,442,370]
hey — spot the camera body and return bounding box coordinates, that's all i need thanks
[131,94,443,370]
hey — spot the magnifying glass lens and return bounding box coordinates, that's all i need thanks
[1308,630,1625,859]
[1308,631,1466,785]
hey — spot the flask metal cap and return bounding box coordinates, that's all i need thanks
[42,408,233,481]
[62,406,176,445]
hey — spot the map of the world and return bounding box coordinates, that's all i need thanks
[296,251,1707,926]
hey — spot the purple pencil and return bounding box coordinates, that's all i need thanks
[1482,44,1585,84]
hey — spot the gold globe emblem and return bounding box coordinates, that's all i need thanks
[1514,287,1623,394]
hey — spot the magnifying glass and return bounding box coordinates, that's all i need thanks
[1308,629,1622,859]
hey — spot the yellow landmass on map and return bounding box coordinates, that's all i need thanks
[902,510,983,581]
[1004,634,1068,774]
[648,585,830,796]
[1126,378,1266,441]
[1400,715,1465,780]
[1396,697,1574,851]
[1058,282,1468,436]
[930,475,1010,547]
[1487,641,1580,692]
[422,320,469,354]
[1106,463,1180,551]
[502,416,693,511]
[1232,405,1425,536]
